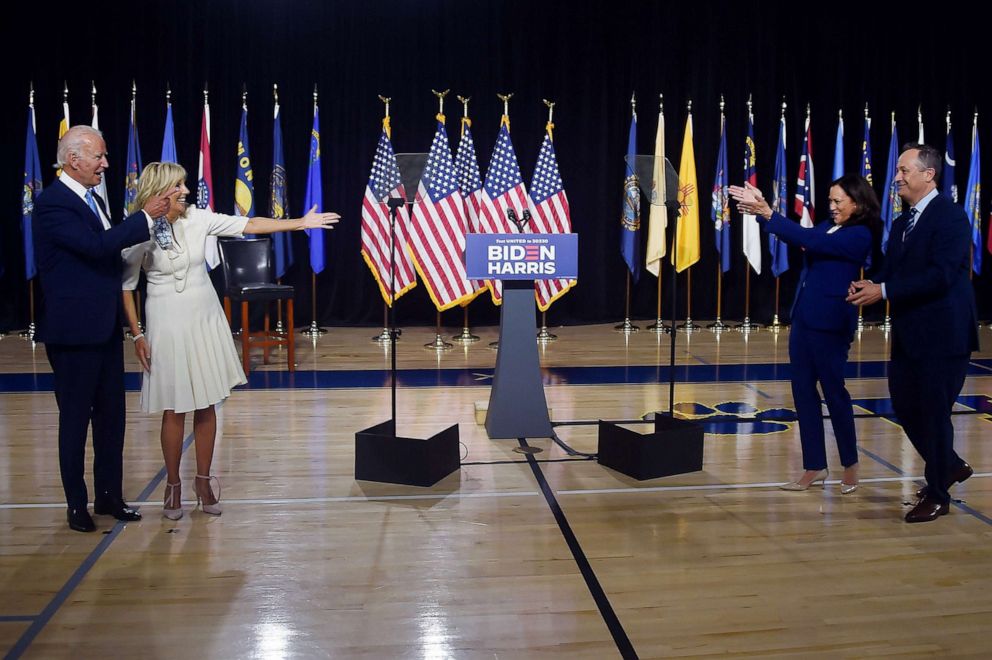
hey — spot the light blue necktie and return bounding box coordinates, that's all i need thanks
[85,189,100,219]
[902,207,919,240]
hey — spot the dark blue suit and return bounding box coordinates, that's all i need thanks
[762,212,872,471]
[878,193,979,504]
[33,178,150,509]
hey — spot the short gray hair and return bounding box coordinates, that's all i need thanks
[901,142,942,180]
[56,125,104,168]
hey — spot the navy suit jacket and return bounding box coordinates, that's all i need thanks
[32,179,151,345]
[763,212,872,338]
[879,193,979,359]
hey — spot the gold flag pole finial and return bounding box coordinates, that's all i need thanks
[838,107,843,120]
[432,88,450,121]
[203,81,208,105]
[747,93,752,119]
[242,84,247,109]
[91,81,96,106]
[781,96,787,118]
[63,81,68,102]
[806,102,811,119]
[457,95,471,136]
[166,82,171,105]
[719,94,725,116]
[974,107,979,126]
[273,83,279,105]
[946,106,951,130]
[865,102,870,119]
[29,81,35,107]
[659,93,664,113]
[313,84,318,110]
[687,98,692,114]
[543,98,555,137]
[498,92,513,129]
[378,95,391,137]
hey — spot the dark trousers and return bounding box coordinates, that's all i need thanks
[888,349,969,504]
[789,317,859,470]
[45,336,127,509]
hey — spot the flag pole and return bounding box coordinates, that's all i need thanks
[677,99,699,333]
[738,95,761,333]
[424,89,454,351]
[372,95,396,344]
[648,94,671,334]
[272,83,286,335]
[19,83,38,341]
[769,97,788,332]
[302,84,327,338]
[615,92,640,333]
[708,97,727,332]
[451,95,481,344]
[537,99,559,343]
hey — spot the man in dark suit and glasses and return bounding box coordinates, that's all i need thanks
[847,143,979,523]
[33,125,170,532]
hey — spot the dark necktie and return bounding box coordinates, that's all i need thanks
[902,207,919,240]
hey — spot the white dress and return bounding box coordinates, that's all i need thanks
[123,208,249,413]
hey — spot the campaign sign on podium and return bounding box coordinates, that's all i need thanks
[465,233,578,280]
[466,233,578,439]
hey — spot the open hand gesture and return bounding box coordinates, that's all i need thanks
[300,206,341,230]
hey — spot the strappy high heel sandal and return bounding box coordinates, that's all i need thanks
[163,481,183,520]
[195,474,222,516]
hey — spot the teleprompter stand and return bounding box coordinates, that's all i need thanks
[597,152,703,479]
[355,158,459,487]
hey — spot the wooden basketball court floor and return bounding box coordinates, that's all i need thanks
[1,323,991,659]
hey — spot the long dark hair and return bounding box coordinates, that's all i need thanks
[831,173,882,267]
[831,173,881,230]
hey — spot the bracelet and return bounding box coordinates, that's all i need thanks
[131,333,145,343]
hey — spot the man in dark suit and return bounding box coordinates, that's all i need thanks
[33,125,169,532]
[848,143,979,523]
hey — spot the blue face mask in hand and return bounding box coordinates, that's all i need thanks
[152,216,173,250]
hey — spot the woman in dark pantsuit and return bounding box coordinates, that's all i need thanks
[731,175,878,494]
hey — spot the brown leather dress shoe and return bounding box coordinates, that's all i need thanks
[915,462,974,500]
[905,497,950,523]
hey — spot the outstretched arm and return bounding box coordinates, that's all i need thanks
[245,205,341,234]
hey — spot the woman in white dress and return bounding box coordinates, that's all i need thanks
[122,162,338,520]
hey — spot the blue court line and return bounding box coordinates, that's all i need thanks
[2,358,990,393]
[4,430,198,660]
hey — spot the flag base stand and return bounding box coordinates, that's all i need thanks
[647,318,672,334]
[424,333,453,351]
[371,328,393,343]
[451,327,480,343]
[735,317,763,333]
[536,325,557,342]
[18,323,36,341]
[768,315,788,333]
[301,322,326,337]
[355,420,460,487]
[706,318,728,333]
[614,318,640,333]
[676,317,702,333]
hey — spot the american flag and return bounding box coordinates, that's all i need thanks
[361,129,417,304]
[479,120,529,303]
[794,114,815,228]
[528,129,574,311]
[409,119,475,310]
[455,119,487,295]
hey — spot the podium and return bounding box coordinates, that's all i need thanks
[465,233,578,439]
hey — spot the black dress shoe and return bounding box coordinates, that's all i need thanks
[67,507,96,532]
[93,498,142,521]
[905,497,950,523]
[915,461,974,500]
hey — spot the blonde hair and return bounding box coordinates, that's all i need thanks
[135,162,187,211]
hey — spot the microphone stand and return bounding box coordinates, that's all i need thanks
[386,196,405,424]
